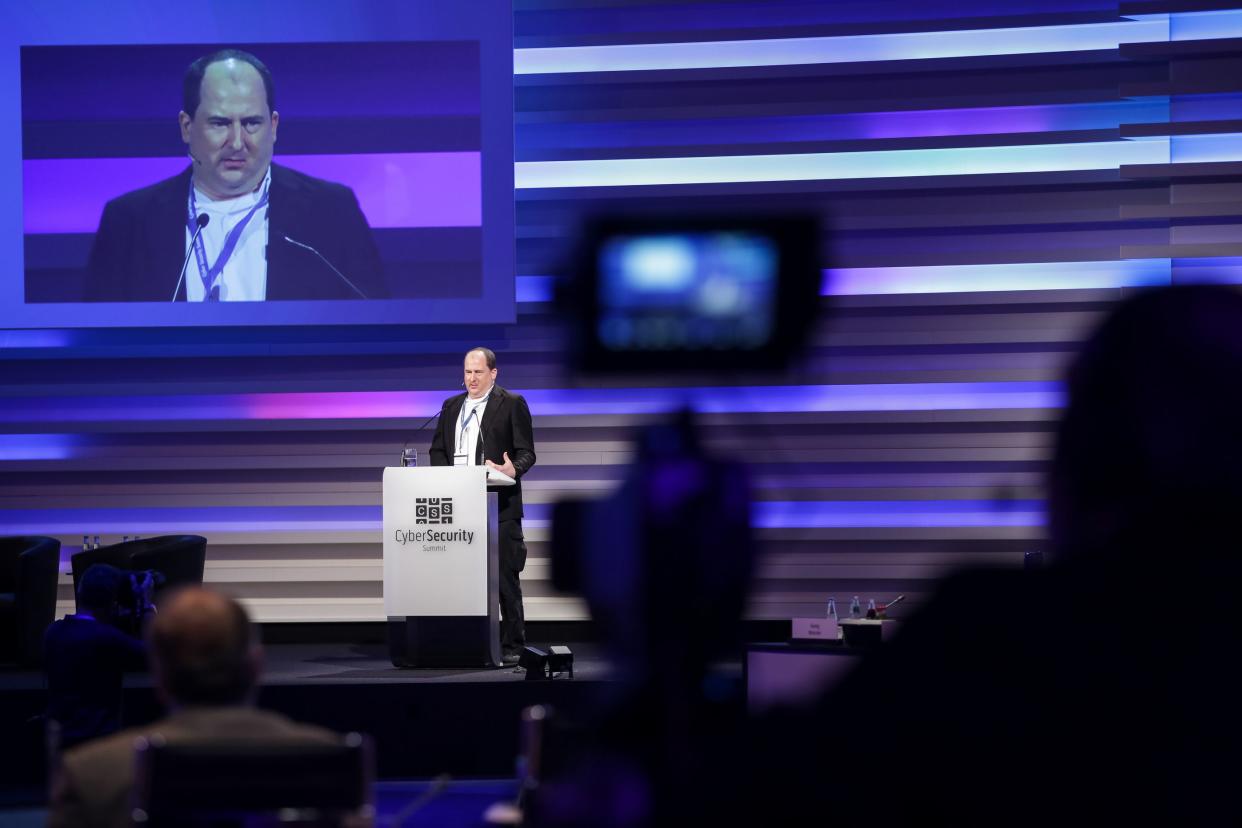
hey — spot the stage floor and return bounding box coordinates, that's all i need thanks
[0,640,612,691]
[260,641,613,684]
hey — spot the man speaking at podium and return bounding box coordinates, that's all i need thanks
[429,347,537,665]
[86,48,386,302]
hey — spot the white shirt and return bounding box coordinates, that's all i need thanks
[186,167,271,302]
[455,391,491,466]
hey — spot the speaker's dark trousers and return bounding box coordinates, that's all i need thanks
[499,519,527,653]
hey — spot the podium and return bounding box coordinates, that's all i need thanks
[383,465,511,668]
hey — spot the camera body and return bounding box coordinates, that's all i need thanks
[110,568,165,636]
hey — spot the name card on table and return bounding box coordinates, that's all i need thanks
[792,617,840,641]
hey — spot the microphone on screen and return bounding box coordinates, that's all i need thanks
[283,235,370,299]
[171,213,210,302]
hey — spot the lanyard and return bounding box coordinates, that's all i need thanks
[457,394,489,454]
[186,178,270,301]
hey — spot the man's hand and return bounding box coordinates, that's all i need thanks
[486,451,517,478]
[138,571,157,614]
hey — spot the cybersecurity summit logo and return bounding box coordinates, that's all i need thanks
[415,497,453,525]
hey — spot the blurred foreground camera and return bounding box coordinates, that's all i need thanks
[560,215,823,375]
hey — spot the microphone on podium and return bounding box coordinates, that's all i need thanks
[401,409,442,467]
[171,213,210,302]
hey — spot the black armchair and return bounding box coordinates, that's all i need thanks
[71,535,207,612]
[0,535,62,665]
[132,733,374,826]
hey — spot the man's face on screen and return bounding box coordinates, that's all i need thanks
[179,59,279,200]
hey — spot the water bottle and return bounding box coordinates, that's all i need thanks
[849,596,862,619]
[826,597,842,640]
[93,535,101,549]
[82,535,90,551]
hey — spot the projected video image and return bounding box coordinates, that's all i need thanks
[19,40,500,320]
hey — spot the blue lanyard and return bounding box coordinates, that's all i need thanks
[186,179,270,301]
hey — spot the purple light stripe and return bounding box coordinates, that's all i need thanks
[0,500,1045,534]
[825,259,1173,295]
[0,383,1064,425]
[22,153,481,234]
[0,505,381,535]
[278,154,480,228]
[23,157,185,235]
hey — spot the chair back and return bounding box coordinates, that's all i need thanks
[0,535,61,664]
[132,732,374,827]
[127,535,207,597]
[71,535,207,611]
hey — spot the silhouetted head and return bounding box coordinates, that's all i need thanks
[1050,285,1242,561]
[148,588,261,707]
[77,564,127,620]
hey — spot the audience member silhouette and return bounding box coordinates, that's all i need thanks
[533,412,755,827]
[44,564,153,751]
[752,285,1242,826]
[48,587,339,828]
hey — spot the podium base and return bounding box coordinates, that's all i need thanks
[388,616,501,668]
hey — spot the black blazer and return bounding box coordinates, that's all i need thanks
[85,163,387,302]
[428,385,536,522]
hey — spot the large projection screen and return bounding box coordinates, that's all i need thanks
[2,1,514,328]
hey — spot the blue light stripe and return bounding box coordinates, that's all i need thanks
[516,274,556,303]
[1165,9,1242,41]
[753,500,1044,529]
[517,101,1170,152]
[519,260,1175,304]
[514,19,1168,75]
[515,139,1169,189]
[0,501,1046,535]
[523,383,1063,415]
[1169,133,1242,164]
[1173,257,1242,286]
[0,330,75,349]
[0,434,78,461]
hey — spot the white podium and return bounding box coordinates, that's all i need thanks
[383,466,505,667]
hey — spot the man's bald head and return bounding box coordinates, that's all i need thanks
[149,588,260,707]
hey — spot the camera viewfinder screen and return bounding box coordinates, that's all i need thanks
[597,232,779,352]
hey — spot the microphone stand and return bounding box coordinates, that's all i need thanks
[171,214,211,302]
